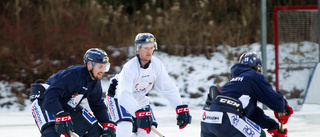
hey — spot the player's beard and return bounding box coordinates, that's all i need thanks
[95,72,104,80]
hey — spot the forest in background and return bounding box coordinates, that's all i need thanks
[0,0,317,102]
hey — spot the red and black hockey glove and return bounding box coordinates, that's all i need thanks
[54,111,73,137]
[176,105,192,129]
[135,108,153,134]
[268,125,288,137]
[102,122,116,137]
[274,101,293,124]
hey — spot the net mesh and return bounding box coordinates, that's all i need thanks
[278,10,318,44]
[276,8,319,100]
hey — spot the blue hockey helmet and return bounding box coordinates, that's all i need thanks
[83,48,110,72]
[239,52,262,72]
[134,33,158,53]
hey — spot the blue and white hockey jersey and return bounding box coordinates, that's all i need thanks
[42,65,111,124]
[220,63,286,128]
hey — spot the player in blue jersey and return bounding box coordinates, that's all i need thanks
[201,52,293,137]
[30,48,116,137]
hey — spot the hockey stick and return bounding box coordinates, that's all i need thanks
[275,89,287,132]
[151,127,165,137]
[280,122,284,132]
[277,112,286,132]
[69,130,79,137]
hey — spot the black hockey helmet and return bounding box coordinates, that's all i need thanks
[83,48,110,72]
[134,33,157,54]
[239,52,262,72]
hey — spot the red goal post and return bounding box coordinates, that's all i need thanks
[273,5,319,92]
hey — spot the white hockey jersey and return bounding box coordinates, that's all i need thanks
[115,56,183,116]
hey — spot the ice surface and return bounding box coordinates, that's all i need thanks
[0,104,319,137]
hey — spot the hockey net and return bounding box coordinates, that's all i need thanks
[273,6,319,104]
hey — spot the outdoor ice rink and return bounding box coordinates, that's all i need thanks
[0,104,319,137]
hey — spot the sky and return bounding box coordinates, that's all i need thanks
[0,42,319,136]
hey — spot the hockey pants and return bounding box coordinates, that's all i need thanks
[32,102,102,137]
[201,111,266,137]
[106,96,158,137]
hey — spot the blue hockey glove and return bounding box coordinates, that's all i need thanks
[135,108,153,134]
[54,111,73,137]
[102,122,116,137]
[176,105,192,129]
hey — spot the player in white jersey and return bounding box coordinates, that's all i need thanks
[106,33,192,137]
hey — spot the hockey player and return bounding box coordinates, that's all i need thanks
[30,48,116,137]
[201,52,293,137]
[106,33,192,137]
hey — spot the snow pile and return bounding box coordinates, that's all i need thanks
[0,81,27,112]
[277,42,319,92]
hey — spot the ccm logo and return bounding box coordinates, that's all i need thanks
[103,123,116,130]
[55,115,71,122]
[176,107,189,114]
[136,111,152,117]
[219,98,240,107]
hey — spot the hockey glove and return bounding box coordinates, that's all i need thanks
[54,111,73,137]
[176,105,192,129]
[107,78,118,97]
[274,101,293,124]
[102,122,116,137]
[268,124,288,137]
[135,108,153,134]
